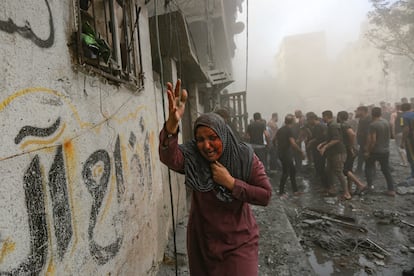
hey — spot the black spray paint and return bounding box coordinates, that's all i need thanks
[1,117,153,273]
[0,156,48,276]
[48,145,73,260]
[0,0,54,48]
[114,136,125,202]
[14,117,61,144]
[82,146,123,265]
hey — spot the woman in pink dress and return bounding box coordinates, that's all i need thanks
[159,80,272,276]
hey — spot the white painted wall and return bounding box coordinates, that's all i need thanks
[0,0,186,275]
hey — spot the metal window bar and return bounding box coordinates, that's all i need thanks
[109,0,122,71]
[76,0,143,88]
[220,92,248,135]
[128,0,138,80]
[123,0,132,74]
[102,0,116,75]
[102,0,110,72]
[133,4,144,87]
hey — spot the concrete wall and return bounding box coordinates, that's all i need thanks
[0,0,186,275]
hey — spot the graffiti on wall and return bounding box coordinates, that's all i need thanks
[0,87,154,274]
[0,0,54,48]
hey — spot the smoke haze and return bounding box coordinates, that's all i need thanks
[229,0,412,121]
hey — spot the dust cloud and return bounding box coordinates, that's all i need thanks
[229,0,414,121]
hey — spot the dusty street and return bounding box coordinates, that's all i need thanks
[259,141,414,275]
[158,142,414,275]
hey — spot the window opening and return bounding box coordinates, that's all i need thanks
[75,0,144,88]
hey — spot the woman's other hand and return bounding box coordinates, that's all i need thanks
[166,79,188,134]
[211,161,235,190]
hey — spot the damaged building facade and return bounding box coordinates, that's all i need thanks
[0,0,244,275]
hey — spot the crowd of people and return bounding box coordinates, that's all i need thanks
[158,79,413,275]
[244,97,414,200]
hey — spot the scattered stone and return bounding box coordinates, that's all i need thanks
[397,186,409,195]
[324,198,336,205]
[373,209,399,219]
[374,260,385,266]
[401,245,409,254]
[409,247,414,253]
[303,219,323,225]
[365,267,374,274]
[322,221,332,227]
[377,219,392,225]
[397,178,414,187]
[361,258,375,269]
[372,252,385,260]
[266,256,274,265]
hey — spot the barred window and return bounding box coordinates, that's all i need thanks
[74,0,144,89]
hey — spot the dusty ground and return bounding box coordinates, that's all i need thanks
[263,142,414,276]
[157,142,414,275]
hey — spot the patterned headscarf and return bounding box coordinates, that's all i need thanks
[179,113,253,202]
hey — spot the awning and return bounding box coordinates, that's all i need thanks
[149,11,209,83]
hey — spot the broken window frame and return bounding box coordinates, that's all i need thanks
[74,0,144,89]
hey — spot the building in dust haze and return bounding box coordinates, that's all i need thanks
[275,32,330,114]
[331,23,414,104]
[334,22,414,105]
[333,38,385,105]
[275,26,414,114]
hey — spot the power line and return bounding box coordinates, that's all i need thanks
[245,0,249,92]
[154,1,179,275]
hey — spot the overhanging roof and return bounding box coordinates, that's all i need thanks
[149,11,209,83]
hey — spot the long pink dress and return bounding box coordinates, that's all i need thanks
[159,128,272,276]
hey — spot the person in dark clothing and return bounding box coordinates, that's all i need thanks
[355,106,372,174]
[392,103,408,166]
[267,112,280,171]
[401,97,409,104]
[247,112,269,169]
[318,110,348,199]
[274,114,305,198]
[348,112,358,132]
[306,112,327,188]
[400,103,414,178]
[365,107,396,196]
[337,111,367,197]
[292,110,306,172]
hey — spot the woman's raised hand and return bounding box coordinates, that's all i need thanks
[166,79,187,134]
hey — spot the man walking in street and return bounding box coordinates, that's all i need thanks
[317,110,348,199]
[337,111,367,197]
[246,112,270,170]
[292,109,306,173]
[274,114,305,198]
[400,102,414,179]
[391,103,408,167]
[355,106,371,174]
[365,107,396,196]
[306,112,327,188]
[267,112,280,172]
